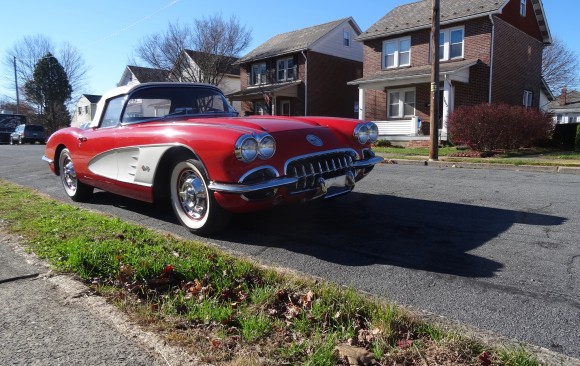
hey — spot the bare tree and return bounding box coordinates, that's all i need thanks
[2,34,89,108]
[543,36,580,92]
[133,13,252,86]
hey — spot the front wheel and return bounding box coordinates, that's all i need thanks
[59,148,93,202]
[170,159,230,236]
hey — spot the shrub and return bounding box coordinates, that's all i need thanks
[447,103,554,152]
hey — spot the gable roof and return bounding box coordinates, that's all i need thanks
[183,50,240,76]
[549,90,580,111]
[358,0,551,44]
[82,94,101,104]
[126,65,170,83]
[237,18,360,64]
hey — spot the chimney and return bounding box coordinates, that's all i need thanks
[559,87,567,106]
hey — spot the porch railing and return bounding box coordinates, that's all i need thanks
[375,117,420,136]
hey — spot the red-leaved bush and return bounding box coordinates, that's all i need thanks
[447,103,554,151]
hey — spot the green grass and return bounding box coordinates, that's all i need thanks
[0,179,545,365]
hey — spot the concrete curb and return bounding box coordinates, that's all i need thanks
[379,156,580,175]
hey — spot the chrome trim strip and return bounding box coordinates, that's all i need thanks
[238,166,280,183]
[42,155,54,164]
[209,177,299,194]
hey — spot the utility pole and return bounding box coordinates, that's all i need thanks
[13,56,20,114]
[429,0,440,161]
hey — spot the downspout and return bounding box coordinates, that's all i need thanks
[488,14,495,104]
[301,50,308,115]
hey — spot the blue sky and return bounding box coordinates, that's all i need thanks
[0,0,577,102]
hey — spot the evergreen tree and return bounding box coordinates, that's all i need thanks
[24,53,72,133]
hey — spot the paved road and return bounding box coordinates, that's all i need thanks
[1,144,579,361]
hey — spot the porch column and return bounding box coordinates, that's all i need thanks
[358,88,365,120]
[441,77,454,136]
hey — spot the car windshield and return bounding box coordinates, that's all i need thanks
[121,86,238,123]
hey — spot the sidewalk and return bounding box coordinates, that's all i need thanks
[0,230,199,366]
[378,153,580,175]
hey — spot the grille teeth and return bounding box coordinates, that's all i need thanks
[286,153,355,193]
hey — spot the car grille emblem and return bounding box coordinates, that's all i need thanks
[306,134,323,147]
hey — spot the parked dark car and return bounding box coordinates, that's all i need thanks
[10,124,46,144]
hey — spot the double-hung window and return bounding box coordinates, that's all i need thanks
[387,88,416,118]
[276,58,294,81]
[439,27,464,61]
[520,0,526,16]
[251,63,267,85]
[523,90,533,108]
[382,37,411,69]
[343,30,351,47]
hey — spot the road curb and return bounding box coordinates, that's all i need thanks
[380,156,580,175]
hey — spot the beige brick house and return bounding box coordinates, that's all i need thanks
[348,0,551,142]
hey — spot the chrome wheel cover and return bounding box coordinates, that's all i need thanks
[62,158,78,194]
[177,170,208,221]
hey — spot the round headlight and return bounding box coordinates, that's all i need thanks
[235,135,259,162]
[368,123,379,143]
[354,124,370,144]
[258,135,276,159]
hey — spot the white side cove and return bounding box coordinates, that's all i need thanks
[88,145,173,186]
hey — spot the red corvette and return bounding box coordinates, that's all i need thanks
[43,83,382,235]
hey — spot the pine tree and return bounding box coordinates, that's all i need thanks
[24,53,72,133]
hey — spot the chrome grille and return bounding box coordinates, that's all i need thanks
[285,151,355,193]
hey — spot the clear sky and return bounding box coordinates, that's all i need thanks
[0,0,577,102]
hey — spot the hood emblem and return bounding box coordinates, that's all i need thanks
[306,134,323,147]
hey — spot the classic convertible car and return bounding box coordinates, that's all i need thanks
[43,83,382,235]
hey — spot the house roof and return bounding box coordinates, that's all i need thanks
[82,94,101,104]
[348,59,479,86]
[183,50,240,76]
[126,65,170,83]
[358,0,551,44]
[237,18,358,64]
[549,90,580,111]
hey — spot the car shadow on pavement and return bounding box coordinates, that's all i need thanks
[216,192,566,278]
[83,190,566,279]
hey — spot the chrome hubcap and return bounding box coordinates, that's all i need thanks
[178,171,207,221]
[63,159,77,192]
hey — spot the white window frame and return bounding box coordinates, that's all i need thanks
[276,58,294,81]
[251,63,267,85]
[382,36,411,69]
[438,26,464,61]
[280,100,291,116]
[343,30,351,47]
[520,0,526,16]
[523,90,533,108]
[387,87,416,118]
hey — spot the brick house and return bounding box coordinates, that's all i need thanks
[348,0,551,142]
[228,18,363,118]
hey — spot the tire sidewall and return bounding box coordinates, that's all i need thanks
[170,160,211,231]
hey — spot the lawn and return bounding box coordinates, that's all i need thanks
[0,179,544,365]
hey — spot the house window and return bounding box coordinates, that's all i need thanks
[84,106,89,114]
[277,58,294,81]
[387,88,416,118]
[438,27,464,61]
[251,63,267,85]
[78,107,82,115]
[523,90,533,108]
[520,0,526,16]
[343,30,350,47]
[382,37,411,69]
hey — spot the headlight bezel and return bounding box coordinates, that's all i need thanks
[235,133,276,162]
[354,122,379,145]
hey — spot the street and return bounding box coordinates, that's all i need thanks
[1,144,579,360]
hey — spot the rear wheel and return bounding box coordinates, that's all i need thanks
[170,159,230,236]
[59,148,93,201]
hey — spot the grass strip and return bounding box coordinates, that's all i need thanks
[0,179,541,365]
